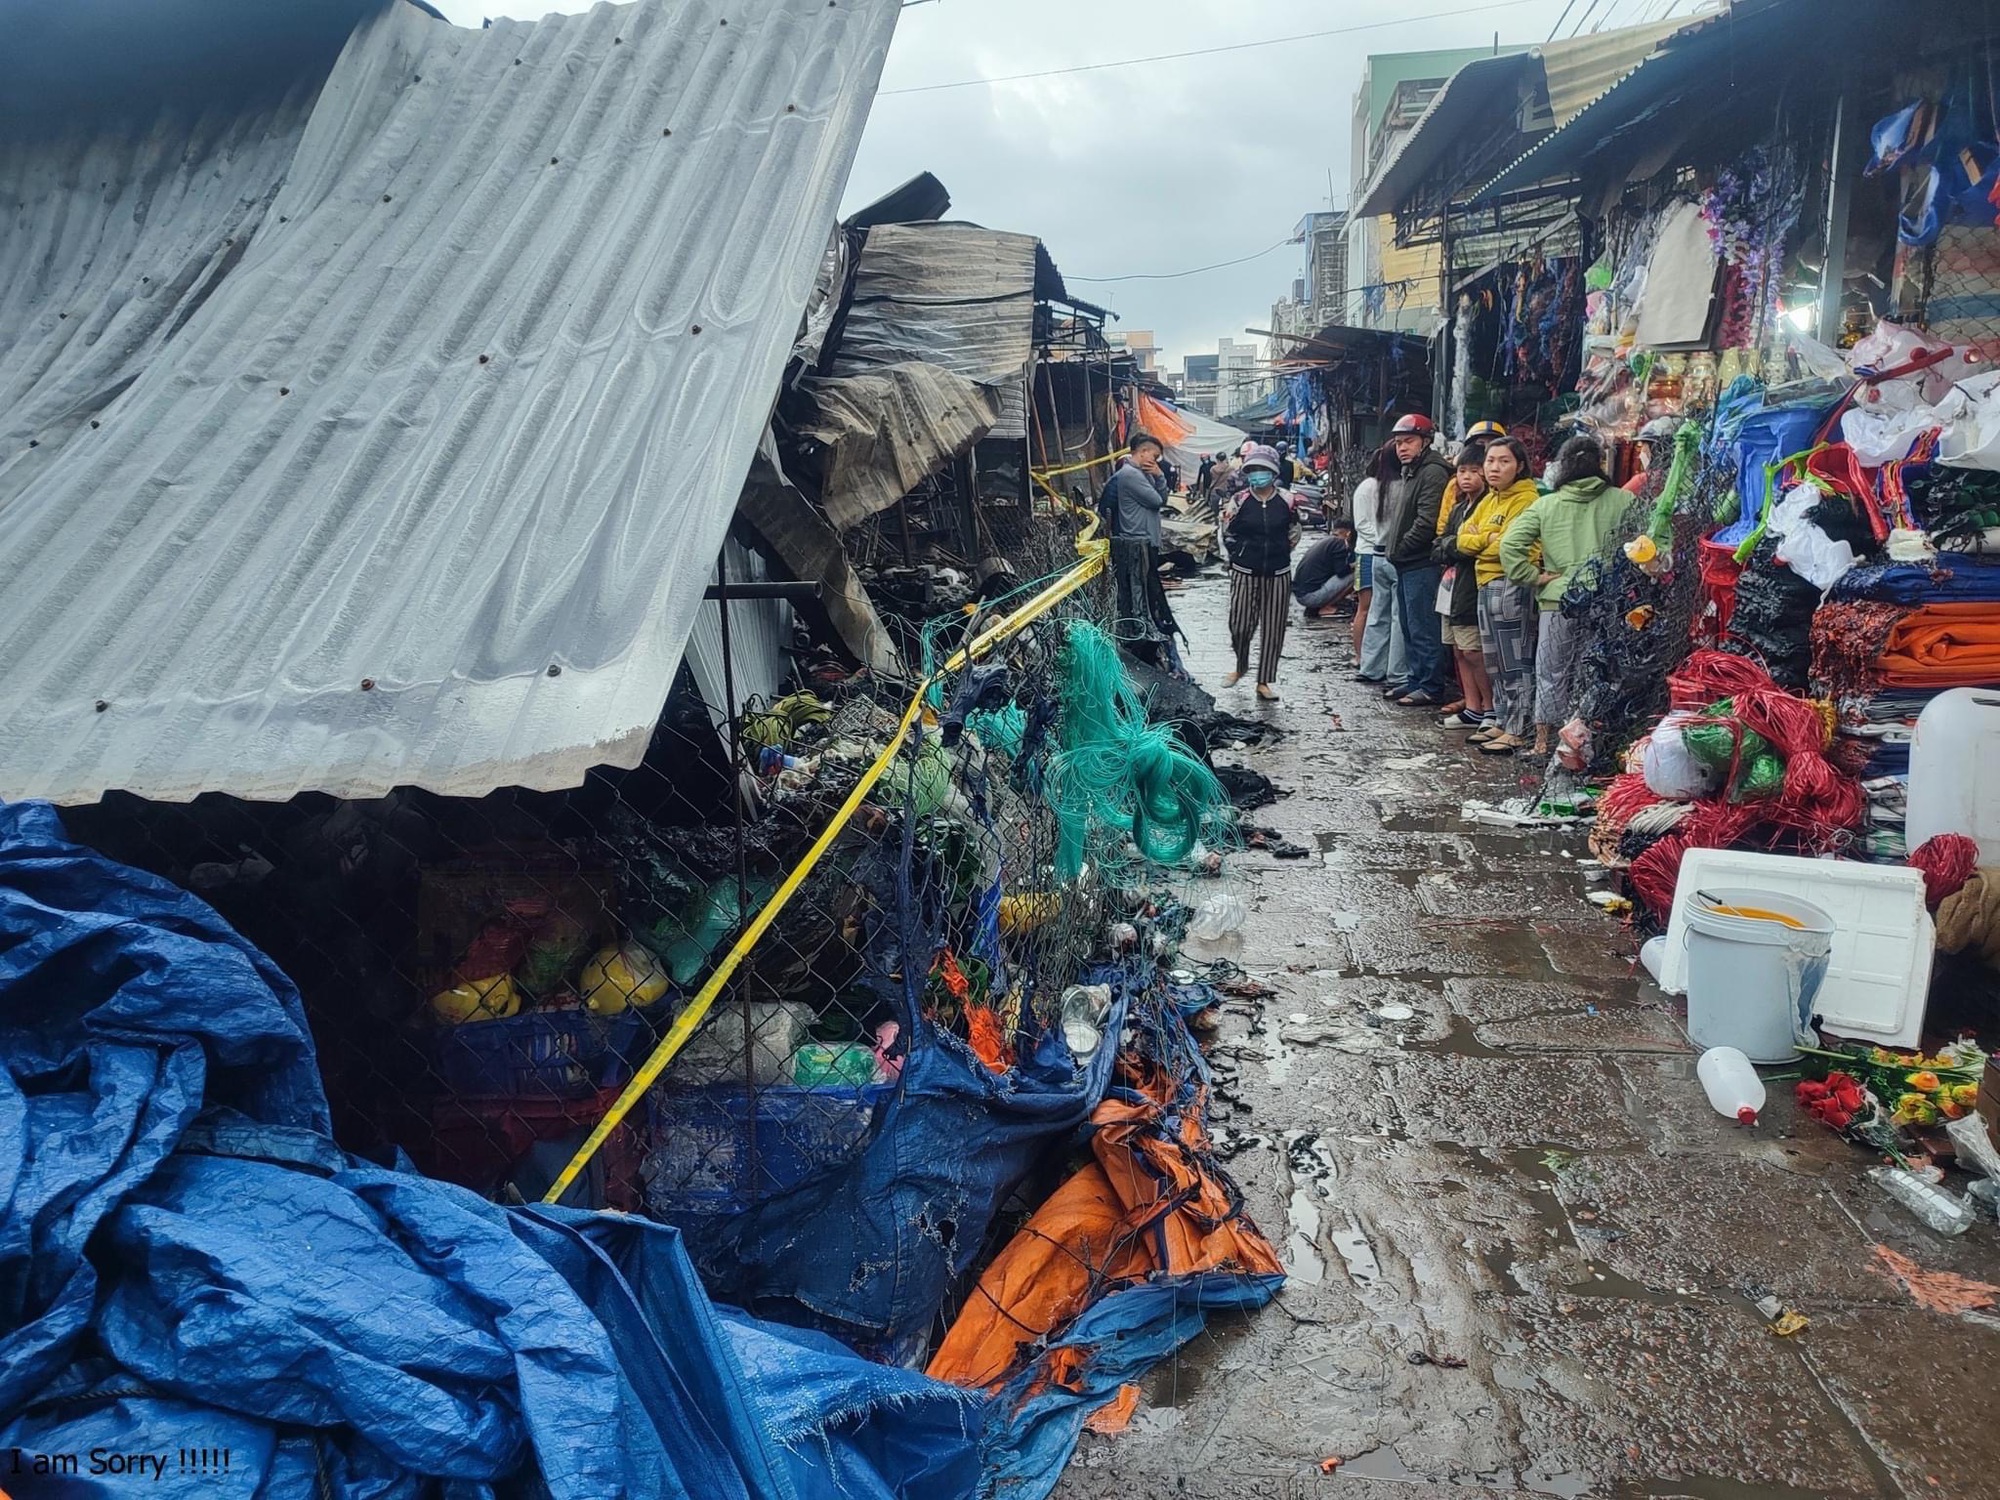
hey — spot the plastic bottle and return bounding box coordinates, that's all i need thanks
[1697,1046,1766,1125]
[1187,893,1247,940]
[1868,1166,1976,1236]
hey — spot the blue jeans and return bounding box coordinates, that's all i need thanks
[1396,563,1450,697]
[1358,554,1405,681]
[1294,573,1353,611]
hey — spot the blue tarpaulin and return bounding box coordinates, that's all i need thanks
[0,801,981,1498]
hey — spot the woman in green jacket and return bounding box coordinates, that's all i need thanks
[1497,435,1628,757]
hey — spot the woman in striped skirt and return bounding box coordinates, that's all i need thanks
[1221,444,1301,700]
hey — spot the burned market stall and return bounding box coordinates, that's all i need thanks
[0,8,1284,1494]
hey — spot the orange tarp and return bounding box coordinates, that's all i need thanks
[1878,603,2000,687]
[926,1058,1282,1390]
[1134,392,1194,446]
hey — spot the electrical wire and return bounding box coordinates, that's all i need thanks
[1066,239,1295,283]
[878,0,1550,98]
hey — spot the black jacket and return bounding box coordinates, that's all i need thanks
[1384,450,1454,569]
[1433,491,1482,623]
[1291,535,1354,600]
[1225,491,1299,576]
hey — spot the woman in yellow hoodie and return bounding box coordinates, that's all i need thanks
[1454,436,1539,755]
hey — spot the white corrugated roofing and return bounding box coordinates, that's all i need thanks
[0,0,898,805]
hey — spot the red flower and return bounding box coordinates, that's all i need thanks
[1796,1073,1862,1130]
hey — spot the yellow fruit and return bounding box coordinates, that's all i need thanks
[431,974,520,1025]
[579,943,671,1015]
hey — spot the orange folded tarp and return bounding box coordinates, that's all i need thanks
[1878,603,2000,687]
[926,1058,1282,1390]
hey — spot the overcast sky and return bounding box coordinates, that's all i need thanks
[430,0,1709,372]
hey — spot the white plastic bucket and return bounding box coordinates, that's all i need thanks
[1683,888,1834,1064]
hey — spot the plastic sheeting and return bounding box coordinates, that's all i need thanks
[832,223,1039,441]
[0,800,982,1498]
[928,979,1283,1500]
[0,0,899,806]
[670,966,1132,1351]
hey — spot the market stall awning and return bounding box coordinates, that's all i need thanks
[1468,0,1883,206]
[0,0,900,805]
[1352,15,1700,221]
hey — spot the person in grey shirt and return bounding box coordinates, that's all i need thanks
[1101,432,1177,660]
[1103,432,1168,545]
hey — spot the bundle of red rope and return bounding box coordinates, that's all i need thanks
[1616,651,1866,915]
[1908,833,1980,910]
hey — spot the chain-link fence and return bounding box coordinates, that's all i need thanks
[1899,223,2000,351]
[56,506,1257,1358]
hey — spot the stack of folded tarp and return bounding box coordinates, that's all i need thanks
[0,803,982,1500]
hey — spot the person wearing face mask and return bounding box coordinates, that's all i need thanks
[1222,444,1301,700]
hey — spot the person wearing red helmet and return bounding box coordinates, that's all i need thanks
[1381,412,1456,707]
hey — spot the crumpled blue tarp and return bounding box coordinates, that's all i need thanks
[666,829,1133,1352]
[677,972,1130,1353]
[0,801,981,1498]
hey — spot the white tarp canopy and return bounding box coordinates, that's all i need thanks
[0,0,899,804]
[1160,403,1254,475]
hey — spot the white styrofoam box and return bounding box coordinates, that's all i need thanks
[1659,850,1933,1050]
[1906,687,2000,865]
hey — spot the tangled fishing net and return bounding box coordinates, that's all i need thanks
[1046,623,1236,882]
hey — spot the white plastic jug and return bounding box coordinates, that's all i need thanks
[1682,889,1833,1064]
[1906,688,2000,864]
[1697,1046,1766,1125]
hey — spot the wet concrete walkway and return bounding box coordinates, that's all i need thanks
[1057,572,2000,1500]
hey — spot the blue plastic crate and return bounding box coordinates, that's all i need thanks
[437,1007,652,1099]
[643,1082,891,1217]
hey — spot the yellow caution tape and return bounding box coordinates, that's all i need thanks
[541,540,1108,1205]
[1030,448,1128,483]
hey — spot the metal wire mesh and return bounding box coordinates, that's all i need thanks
[1899,224,2000,352]
[56,524,1154,1318]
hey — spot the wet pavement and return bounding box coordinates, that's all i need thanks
[1057,572,2000,1500]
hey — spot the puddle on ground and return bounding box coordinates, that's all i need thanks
[1523,1460,1594,1498]
[1140,1355,1207,1409]
[1612,1480,1844,1500]
[1328,1218,1381,1289]
[1257,1010,1293,1085]
[1405,1012,1507,1058]
[1285,1188,1325,1285]
[1376,805,1471,834]
[1335,1447,1424,1482]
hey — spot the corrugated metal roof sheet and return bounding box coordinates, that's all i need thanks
[1540,13,1702,127]
[1472,2,1791,205]
[795,363,1002,531]
[830,221,1038,441]
[1351,14,1700,221]
[0,0,899,805]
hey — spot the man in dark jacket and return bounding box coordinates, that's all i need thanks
[1381,413,1455,705]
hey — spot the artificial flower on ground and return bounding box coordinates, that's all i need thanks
[1793,1069,1917,1163]
[1800,1040,1987,1125]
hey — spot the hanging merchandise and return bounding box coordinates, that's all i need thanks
[1700,145,1807,355]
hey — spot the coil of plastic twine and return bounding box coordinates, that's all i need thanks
[1909,833,1980,910]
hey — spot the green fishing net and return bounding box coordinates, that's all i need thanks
[1046,622,1236,881]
